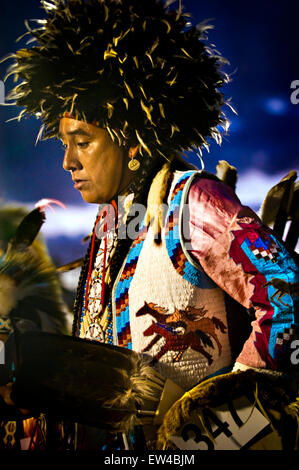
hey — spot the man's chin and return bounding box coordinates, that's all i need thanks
[81,195,101,204]
[80,190,108,205]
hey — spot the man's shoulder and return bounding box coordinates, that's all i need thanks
[184,170,242,217]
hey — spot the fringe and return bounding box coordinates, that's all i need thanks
[101,357,165,433]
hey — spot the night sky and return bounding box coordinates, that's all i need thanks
[0,0,298,267]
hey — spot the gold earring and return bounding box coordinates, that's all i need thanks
[128,146,140,171]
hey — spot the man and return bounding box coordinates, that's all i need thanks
[0,0,298,450]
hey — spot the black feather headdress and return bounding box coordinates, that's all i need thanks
[3,0,233,160]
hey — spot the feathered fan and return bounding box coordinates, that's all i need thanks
[0,199,68,335]
[10,331,165,433]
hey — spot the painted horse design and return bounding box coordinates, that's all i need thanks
[136,302,227,364]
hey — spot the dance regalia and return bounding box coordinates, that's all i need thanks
[72,167,299,449]
[2,0,298,451]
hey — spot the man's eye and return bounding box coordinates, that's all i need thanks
[77,142,90,148]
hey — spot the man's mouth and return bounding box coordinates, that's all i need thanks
[73,179,88,190]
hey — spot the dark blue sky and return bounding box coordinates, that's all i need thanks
[0,0,298,264]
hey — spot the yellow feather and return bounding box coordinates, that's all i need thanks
[161,19,171,33]
[133,56,139,68]
[139,86,148,101]
[135,130,152,156]
[145,53,154,68]
[181,48,193,60]
[106,102,114,119]
[124,81,134,99]
[140,100,154,125]
[158,103,165,118]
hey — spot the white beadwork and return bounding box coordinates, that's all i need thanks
[127,171,233,390]
[79,230,116,340]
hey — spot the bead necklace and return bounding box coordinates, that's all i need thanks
[80,201,118,342]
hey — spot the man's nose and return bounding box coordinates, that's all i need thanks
[62,146,81,172]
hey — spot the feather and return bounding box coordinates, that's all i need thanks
[56,258,84,273]
[216,160,238,190]
[10,331,166,432]
[259,171,297,227]
[0,201,69,333]
[0,250,68,333]
[6,207,46,256]
[6,199,66,255]
[145,163,172,243]
[2,0,231,160]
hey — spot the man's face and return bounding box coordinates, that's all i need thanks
[59,117,132,204]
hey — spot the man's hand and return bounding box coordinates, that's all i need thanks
[0,383,14,406]
[0,383,30,415]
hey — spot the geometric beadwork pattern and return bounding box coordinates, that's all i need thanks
[114,222,148,349]
[231,218,299,367]
[165,171,217,289]
[245,236,279,263]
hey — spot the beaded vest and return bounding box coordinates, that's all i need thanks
[112,170,234,390]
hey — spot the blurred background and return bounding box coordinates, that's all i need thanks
[0,0,298,289]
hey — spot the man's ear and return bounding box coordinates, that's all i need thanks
[128,145,139,159]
